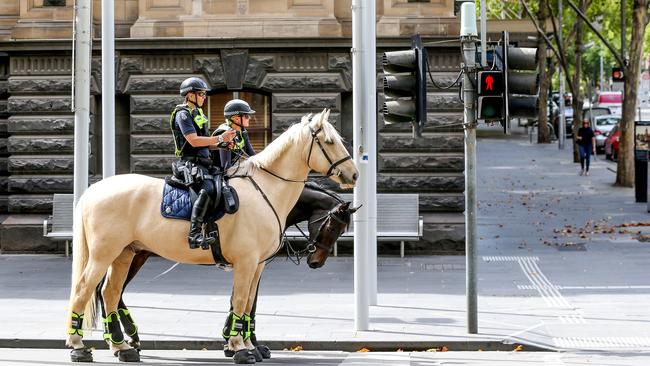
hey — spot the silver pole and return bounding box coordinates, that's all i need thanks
[365,0,378,306]
[558,0,566,150]
[480,0,487,67]
[73,0,92,207]
[462,35,478,334]
[351,0,369,331]
[102,0,115,178]
[599,51,605,91]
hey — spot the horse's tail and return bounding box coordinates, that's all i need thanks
[67,195,98,333]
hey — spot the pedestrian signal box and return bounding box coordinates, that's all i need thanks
[477,71,504,120]
[612,67,624,82]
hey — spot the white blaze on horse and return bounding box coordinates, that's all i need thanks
[65,109,358,363]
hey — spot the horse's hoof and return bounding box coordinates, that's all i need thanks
[70,348,93,362]
[256,345,271,359]
[117,348,141,362]
[233,349,256,364]
[224,344,235,358]
[128,340,141,352]
[251,347,263,362]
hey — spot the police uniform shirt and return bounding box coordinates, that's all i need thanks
[176,109,210,158]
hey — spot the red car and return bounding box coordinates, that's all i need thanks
[604,125,620,161]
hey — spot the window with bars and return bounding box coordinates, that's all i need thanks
[208,91,271,152]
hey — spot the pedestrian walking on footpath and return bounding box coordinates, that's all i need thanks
[576,118,596,176]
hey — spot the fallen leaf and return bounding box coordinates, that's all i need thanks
[513,345,523,352]
[441,346,449,352]
[357,347,370,353]
[291,345,303,352]
[426,348,438,352]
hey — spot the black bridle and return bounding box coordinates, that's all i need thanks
[259,125,352,183]
[285,205,350,264]
[306,126,352,177]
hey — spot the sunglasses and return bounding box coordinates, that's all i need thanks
[195,91,207,97]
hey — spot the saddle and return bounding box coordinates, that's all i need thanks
[163,160,239,220]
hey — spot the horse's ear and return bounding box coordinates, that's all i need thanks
[323,109,331,122]
[348,203,362,214]
[338,201,351,211]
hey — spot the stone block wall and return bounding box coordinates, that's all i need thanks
[5,55,98,213]
[0,55,9,213]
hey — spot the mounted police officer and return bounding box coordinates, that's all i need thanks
[170,77,236,249]
[212,99,257,170]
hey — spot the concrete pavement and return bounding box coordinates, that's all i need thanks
[1,125,650,360]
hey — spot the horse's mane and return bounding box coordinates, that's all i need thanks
[229,112,343,177]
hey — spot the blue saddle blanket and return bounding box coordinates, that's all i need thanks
[160,182,227,221]
[161,183,193,220]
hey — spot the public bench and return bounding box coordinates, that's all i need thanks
[43,193,423,258]
[42,193,74,257]
[284,193,423,257]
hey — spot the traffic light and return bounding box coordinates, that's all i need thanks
[477,70,504,120]
[382,35,428,138]
[612,67,624,82]
[497,31,540,127]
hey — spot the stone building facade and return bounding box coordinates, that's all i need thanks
[0,0,473,253]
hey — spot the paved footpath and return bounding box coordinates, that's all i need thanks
[1,126,650,363]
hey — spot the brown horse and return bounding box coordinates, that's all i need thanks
[98,182,357,359]
[65,110,358,363]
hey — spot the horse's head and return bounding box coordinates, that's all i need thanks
[304,109,358,189]
[306,201,359,269]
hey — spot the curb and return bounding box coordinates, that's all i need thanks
[0,338,553,352]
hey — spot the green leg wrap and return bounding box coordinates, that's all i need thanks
[103,311,125,345]
[222,312,249,341]
[68,312,84,337]
[243,314,253,341]
[117,308,138,337]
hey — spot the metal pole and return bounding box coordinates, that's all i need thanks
[600,51,605,91]
[351,0,369,331]
[73,0,92,207]
[480,0,487,67]
[364,0,378,306]
[621,0,626,61]
[558,0,566,149]
[102,0,115,178]
[462,36,478,335]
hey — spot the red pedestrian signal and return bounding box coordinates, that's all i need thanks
[485,75,494,91]
[612,67,624,82]
[477,71,504,120]
[478,71,503,96]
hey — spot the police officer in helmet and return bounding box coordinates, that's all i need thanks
[213,99,257,170]
[170,77,236,249]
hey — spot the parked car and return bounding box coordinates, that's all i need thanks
[604,124,621,161]
[594,115,620,153]
[554,107,611,138]
[594,91,623,115]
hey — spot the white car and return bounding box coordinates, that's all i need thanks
[594,115,620,152]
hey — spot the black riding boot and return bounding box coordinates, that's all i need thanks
[188,189,215,250]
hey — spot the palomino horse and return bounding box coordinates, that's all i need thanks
[66,110,358,364]
[98,182,357,359]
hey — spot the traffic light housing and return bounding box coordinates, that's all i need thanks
[612,67,624,82]
[382,35,428,138]
[477,70,504,120]
[497,31,540,128]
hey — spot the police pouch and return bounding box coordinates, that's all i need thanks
[221,182,239,214]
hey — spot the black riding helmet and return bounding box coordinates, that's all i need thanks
[180,77,209,97]
[224,99,256,117]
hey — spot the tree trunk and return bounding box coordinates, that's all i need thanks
[571,0,586,163]
[537,0,551,143]
[616,0,649,187]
